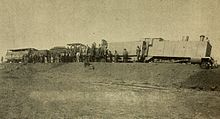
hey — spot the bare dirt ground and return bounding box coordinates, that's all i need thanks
[0,63,220,119]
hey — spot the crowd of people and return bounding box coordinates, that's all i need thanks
[20,42,138,64]
[5,39,148,64]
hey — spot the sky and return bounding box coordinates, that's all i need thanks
[0,0,220,61]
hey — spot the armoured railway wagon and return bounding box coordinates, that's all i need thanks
[108,36,214,69]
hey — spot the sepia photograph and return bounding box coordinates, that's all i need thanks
[0,0,220,118]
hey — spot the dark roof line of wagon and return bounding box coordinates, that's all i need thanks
[8,48,38,52]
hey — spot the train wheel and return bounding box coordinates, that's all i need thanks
[200,61,209,69]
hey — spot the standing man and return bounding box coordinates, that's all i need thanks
[76,52,80,62]
[103,46,108,61]
[99,44,103,58]
[51,55,54,63]
[141,41,147,61]
[108,50,113,62]
[1,56,3,63]
[91,42,96,62]
[63,53,67,63]
[114,50,119,63]
[44,56,48,63]
[95,45,101,62]
[123,49,128,63]
[136,46,141,62]
[86,45,91,62]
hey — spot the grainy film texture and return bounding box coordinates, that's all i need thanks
[0,0,220,118]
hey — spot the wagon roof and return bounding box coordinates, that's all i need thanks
[50,46,67,50]
[67,43,86,46]
[8,48,38,52]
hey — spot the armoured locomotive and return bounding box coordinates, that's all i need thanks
[108,35,215,68]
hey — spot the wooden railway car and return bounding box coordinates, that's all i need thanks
[5,48,38,63]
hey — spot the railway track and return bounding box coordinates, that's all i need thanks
[81,81,170,91]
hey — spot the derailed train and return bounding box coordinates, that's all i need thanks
[5,35,217,69]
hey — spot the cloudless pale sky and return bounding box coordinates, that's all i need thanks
[0,0,220,61]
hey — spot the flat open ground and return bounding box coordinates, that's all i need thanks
[0,63,220,119]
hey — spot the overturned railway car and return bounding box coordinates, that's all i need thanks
[108,36,214,68]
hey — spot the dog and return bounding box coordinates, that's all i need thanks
[84,62,95,70]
